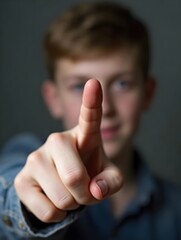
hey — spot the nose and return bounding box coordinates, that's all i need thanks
[102,87,115,117]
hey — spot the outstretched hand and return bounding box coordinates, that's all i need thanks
[14,79,123,223]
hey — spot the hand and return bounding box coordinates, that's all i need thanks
[14,79,123,223]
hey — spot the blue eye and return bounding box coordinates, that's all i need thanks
[114,80,130,90]
[73,83,85,91]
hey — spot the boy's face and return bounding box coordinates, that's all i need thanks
[43,49,155,159]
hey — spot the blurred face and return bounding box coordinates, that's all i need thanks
[45,49,154,160]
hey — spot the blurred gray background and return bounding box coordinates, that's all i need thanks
[0,0,181,184]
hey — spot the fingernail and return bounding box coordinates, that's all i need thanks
[96,179,108,197]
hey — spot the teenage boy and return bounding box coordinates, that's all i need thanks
[1,2,181,240]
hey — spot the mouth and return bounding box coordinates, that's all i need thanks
[101,125,119,140]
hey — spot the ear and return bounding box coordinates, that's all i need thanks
[142,76,156,111]
[41,80,63,119]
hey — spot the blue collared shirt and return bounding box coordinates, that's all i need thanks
[0,133,181,239]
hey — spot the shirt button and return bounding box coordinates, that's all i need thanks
[2,215,13,227]
[18,221,26,229]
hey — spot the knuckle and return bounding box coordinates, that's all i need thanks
[39,207,57,223]
[27,151,42,166]
[14,172,33,202]
[14,173,26,192]
[81,106,101,121]
[63,169,85,188]
[55,194,75,210]
[47,132,65,145]
[77,195,91,205]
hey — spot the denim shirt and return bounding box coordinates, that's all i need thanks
[0,133,181,240]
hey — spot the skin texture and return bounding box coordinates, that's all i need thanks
[14,50,155,222]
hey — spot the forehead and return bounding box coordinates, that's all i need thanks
[54,48,139,80]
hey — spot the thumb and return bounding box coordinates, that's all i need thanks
[89,162,123,200]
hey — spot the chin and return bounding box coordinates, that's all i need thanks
[103,142,123,160]
[103,137,132,161]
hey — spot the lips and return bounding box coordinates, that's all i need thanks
[101,125,119,140]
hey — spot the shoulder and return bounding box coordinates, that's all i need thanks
[1,132,43,156]
[156,176,181,210]
[0,133,44,183]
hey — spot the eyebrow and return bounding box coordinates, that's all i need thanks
[62,71,138,83]
[62,75,93,82]
[108,71,137,80]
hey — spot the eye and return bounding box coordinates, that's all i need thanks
[71,83,85,92]
[113,79,130,91]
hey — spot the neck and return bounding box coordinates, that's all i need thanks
[112,145,136,185]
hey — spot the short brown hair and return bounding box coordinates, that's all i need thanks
[44,2,150,79]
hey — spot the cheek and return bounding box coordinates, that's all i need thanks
[119,93,143,123]
[62,99,82,129]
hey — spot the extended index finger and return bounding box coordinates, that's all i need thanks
[78,79,103,139]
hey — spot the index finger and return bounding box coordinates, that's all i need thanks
[77,79,103,143]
